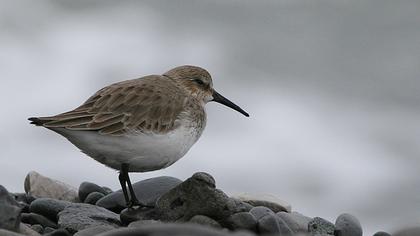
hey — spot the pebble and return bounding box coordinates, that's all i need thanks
[0,229,26,236]
[120,207,158,225]
[95,223,256,236]
[189,215,221,228]
[73,225,116,236]
[233,193,291,213]
[156,172,232,222]
[17,223,42,236]
[335,213,362,236]
[308,217,335,235]
[29,224,43,234]
[43,229,71,236]
[0,185,21,232]
[43,227,55,234]
[84,192,105,205]
[24,171,78,202]
[277,211,312,233]
[29,198,71,222]
[226,198,253,214]
[128,220,162,228]
[249,206,275,220]
[57,203,120,234]
[78,182,109,202]
[225,212,257,231]
[257,214,293,235]
[96,176,181,213]
[21,212,58,228]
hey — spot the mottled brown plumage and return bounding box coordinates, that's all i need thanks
[31,66,214,135]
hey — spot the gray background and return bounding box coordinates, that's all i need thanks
[1,1,420,234]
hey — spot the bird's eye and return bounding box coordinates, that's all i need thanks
[194,78,204,85]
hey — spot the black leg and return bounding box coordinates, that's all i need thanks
[120,163,144,208]
[125,172,140,205]
[118,168,130,207]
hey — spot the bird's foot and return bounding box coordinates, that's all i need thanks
[126,199,150,210]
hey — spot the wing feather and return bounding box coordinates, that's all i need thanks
[38,75,186,136]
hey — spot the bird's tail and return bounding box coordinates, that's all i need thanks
[28,117,50,126]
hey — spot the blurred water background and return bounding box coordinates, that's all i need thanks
[1,0,420,234]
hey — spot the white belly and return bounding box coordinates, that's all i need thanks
[53,124,203,172]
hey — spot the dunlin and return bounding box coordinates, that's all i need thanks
[29,65,249,207]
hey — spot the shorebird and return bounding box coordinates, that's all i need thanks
[29,65,249,208]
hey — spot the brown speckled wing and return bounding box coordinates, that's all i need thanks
[39,75,186,135]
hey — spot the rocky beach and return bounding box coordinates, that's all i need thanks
[0,171,416,236]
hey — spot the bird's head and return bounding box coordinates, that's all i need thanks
[164,65,249,117]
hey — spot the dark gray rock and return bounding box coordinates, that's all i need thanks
[96,176,181,213]
[257,214,293,235]
[372,231,391,236]
[96,223,255,236]
[29,198,71,222]
[57,203,120,234]
[277,211,312,233]
[0,185,21,232]
[101,187,113,195]
[155,172,232,222]
[225,212,257,231]
[335,213,362,236]
[43,227,55,234]
[308,217,335,235]
[11,193,35,213]
[0,229,26,236]
[78,182,109,203]
[29,224,43,234]
[226,198,253,214]
[43,229,71,236]
[120,207,159,225]
[128,220,161,228]
[21,213,57,228]
[84,192,105,205]
[189,215,221,228]
[74,225,116,236]
[234,193,291,213]
[249,206,275,220]
[17,223,42,236]
[11,193,35,204]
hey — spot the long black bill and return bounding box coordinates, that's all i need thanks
[212,90,249,117]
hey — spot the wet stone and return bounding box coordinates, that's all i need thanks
[128,220,162,228]
[224,212,257,231]
[257,214,293,235]
[84,192,105,205]
[277,211,312,233]
[21,213,57,228]
[120,207,159,225]
[29,198,71,222]
[0,185,21,232]
[73,225,116,236]
[29,224,43,234]
[97,176,181,213]
[335,213,362,236]
[189,215,221,228]
[249,206,275,220]
[156,172,232,222]
[308,217,335,235]
[57,203,120,234]
[78,182,108,203]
